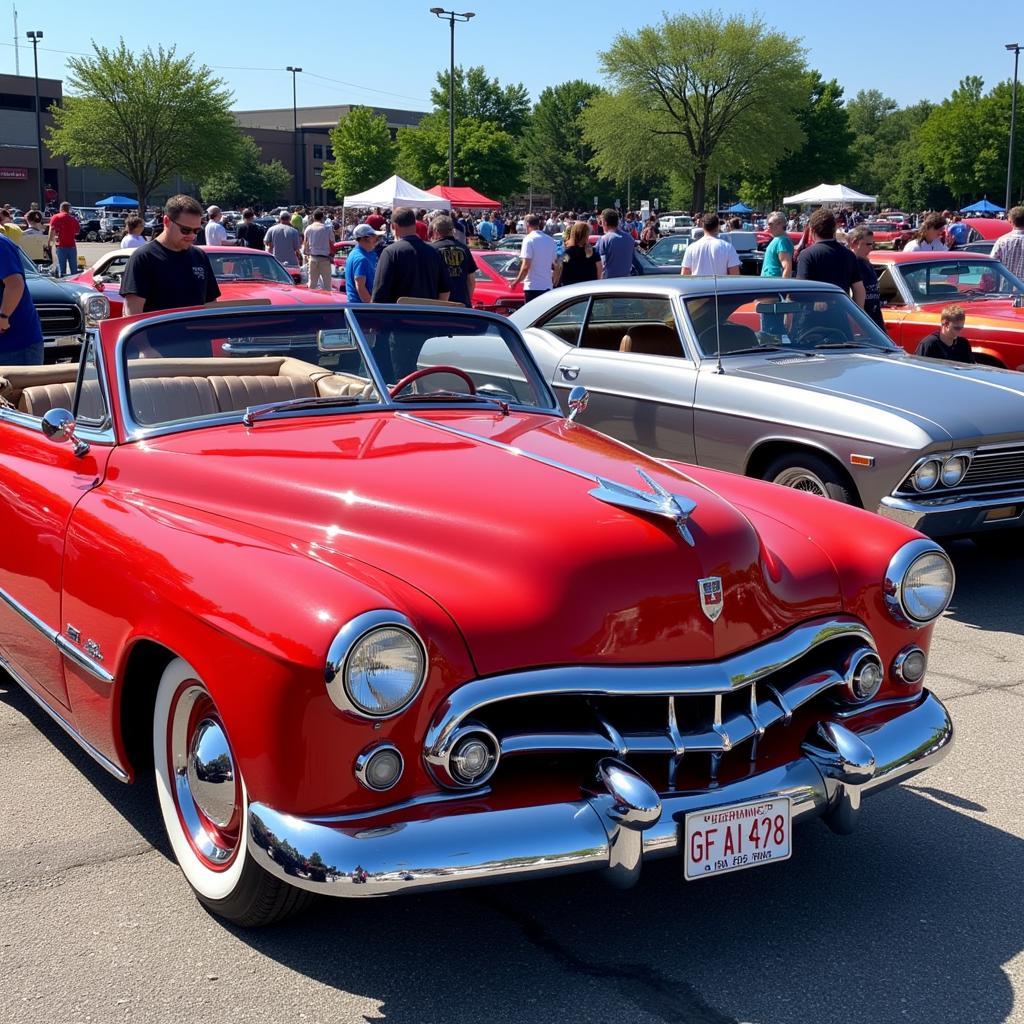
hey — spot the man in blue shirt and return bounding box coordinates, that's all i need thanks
[345,224,384,302]
[0,233,44,364]
[594,208,635,278]
[477,212,496,248]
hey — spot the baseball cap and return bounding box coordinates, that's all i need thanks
[353,224,384,238]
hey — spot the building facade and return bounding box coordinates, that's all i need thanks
[0,73,65,209]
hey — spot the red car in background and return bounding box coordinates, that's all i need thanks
[870,250,1024,369]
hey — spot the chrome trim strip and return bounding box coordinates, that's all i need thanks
[0,651,128,782]
[247,691,952,898]
[0,585,113,684]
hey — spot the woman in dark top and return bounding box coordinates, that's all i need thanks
[557,220,603,286]
[914,304,976,362]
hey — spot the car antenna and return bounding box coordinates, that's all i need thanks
[713,268,725,374]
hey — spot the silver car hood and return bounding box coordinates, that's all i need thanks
[728,350,1024,444]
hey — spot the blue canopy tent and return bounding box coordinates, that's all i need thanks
[960,197,1004,214]
[95,195,138,207]
[724,202,753,214]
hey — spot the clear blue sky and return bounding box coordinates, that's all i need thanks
[7,0,1023,117]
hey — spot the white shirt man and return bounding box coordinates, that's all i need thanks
[205,206,227,246]
[991,207,1024,279]
[681,217,741,277]
[512,215,558,298]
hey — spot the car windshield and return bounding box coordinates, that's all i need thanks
[206,252,294,285]
[897,260,1024,301]
[683,289,899,357]
[478,252,521,280]
[17,248,40,277]
[647,238,690,265]
[120,307,551,429]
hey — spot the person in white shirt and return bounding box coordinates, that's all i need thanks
[681,213,741,277]
[302,208,334,290]
[120,215,146,248]
[204,205,228,246]
[902,213,947,252]
[511,212,559,301]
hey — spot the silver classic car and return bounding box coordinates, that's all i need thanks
[512,278,1024,541]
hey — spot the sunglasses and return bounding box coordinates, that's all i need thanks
[170,220,202,236]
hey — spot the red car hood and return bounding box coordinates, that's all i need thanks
[217,281,347,305]
[117,410,841,674]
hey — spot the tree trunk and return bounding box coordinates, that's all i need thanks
[693,168,707,213]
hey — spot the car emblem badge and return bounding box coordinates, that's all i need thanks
[698,577,724,622]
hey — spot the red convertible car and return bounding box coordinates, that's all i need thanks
[69,246,325,317]
[871,250,1024,369]
[0,303,953,925]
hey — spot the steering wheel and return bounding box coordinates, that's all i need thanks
[799,326,847,344]
[389,365,477,397]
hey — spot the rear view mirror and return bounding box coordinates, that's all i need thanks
[754,301,803,314]
[318,328,356,351]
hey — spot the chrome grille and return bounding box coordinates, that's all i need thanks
[36,304,83,337]
[960,447,1024,489]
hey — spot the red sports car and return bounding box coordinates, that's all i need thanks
[69,246,330,317]
[0,303,954,925]
[870,250,1024,369]
[470,249,526,313]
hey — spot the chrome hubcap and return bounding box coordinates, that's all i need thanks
[186,719,236,828]
[773,468,828,496]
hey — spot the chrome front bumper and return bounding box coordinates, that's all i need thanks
[879,493,1024,536]
[247,690,952,898]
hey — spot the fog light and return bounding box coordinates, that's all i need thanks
[840,648,884,704]
[893,646,927,685]
[449,730,499,786]
[355,744,404,791]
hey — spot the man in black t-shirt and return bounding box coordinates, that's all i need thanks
[235,208,266,250]
[796,208,866,309]
[371,206,451,304]
[915,305,976,362]
[430,214,477,307]
[121,194,221,315]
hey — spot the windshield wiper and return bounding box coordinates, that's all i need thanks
[242,395,369,425]
[391,390,510,415]
[719,345,783,355]
[812,341,877,349]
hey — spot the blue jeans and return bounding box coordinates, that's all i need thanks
[56,246,77,276]
[2,340,45,365]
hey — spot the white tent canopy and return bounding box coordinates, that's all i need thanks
[343,174,451,211]
[783,183,877,205]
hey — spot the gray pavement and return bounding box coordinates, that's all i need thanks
[1,537,1022,1024]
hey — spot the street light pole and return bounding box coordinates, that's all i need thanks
[286,66,303,205]
[430,8,475,188]
[1007,43,1021,212]
[27,30,43,211]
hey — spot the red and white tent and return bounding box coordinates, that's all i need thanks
[427,185,501,210]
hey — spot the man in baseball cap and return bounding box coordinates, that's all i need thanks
[345,223,385,303]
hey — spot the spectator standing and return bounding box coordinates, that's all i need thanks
[477,211,496,249]
[345,224,384,303]
[847,227,885,330]
[302,209,334,291]
[511,213,559,302]
[46,201,80,276]
[681,214,740,277]
[366,208,386,231]
[595,208,636,278]
[946,214,970,249]
[119,195,221,315]
[639,215,660,250]
[990,205,1024,280]
[431,215,477,307]
[558,220,602,286]
[914,305,976,362]
[795,208,866,308]
[903,213,947,253]
[761,211,794,278]
[290,208,305,233]
[204,206,228,247]
[120,216,146,249]
[0,232,44,364]
[236,209,266,250]
[264,212,303,269]
[414,210,429,241]
[371,206,451,303]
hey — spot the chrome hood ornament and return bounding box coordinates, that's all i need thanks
[589,468,697,546]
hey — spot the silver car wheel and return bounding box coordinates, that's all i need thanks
[772,467,829,496]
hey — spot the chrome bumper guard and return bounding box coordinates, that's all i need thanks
[247,690,952,898]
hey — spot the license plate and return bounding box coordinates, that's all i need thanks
[683,797,792,880]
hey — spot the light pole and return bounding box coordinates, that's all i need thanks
[1007,43,1021,212]
[27,30,44,211]
[286,66,303,205]
[430,8,474,187]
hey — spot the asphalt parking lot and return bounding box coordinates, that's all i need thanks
[1,537,1022,1024]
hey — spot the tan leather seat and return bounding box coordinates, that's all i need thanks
[207,375,316,413]
[20,381,78,417]
[619,324,681,357]
[130,377,219,423]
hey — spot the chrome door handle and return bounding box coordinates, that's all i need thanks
[560,365,581,381]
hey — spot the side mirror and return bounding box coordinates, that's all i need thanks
[41,408,89,457]
[567,385,589,423]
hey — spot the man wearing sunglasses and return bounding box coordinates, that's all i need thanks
[121,194,221,315]
[847,226,885,331]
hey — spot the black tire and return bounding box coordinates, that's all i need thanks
[86,230,99,242]
[763,451,858,504]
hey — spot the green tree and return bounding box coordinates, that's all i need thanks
[396,112,522,199]
[201,135,292,208]
[917,76,989,202]
[322,106,396,198]
[521,81,612,208]
[581,11,807,211]
[431,66,531,136]
[47,41,238,213]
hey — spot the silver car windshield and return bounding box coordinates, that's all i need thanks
[683,290,898,357]
[120,307,551,429]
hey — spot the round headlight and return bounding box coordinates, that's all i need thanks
[911,460,940,491]
[81,292,110,323]
[940,455,969,487]
[893,646,927,685]
[355,744,404,791]
[885,540,955,626]
[326,611,427,717]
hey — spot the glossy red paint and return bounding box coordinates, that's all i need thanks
[870,250,1024,369]
[470,249,525,314]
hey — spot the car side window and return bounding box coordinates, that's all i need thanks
[876,268,903,306]
[74,338,109,427]
[538,299,589,346]
[580,296,683,358]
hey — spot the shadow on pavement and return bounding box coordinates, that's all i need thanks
[941,537,1024,636]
